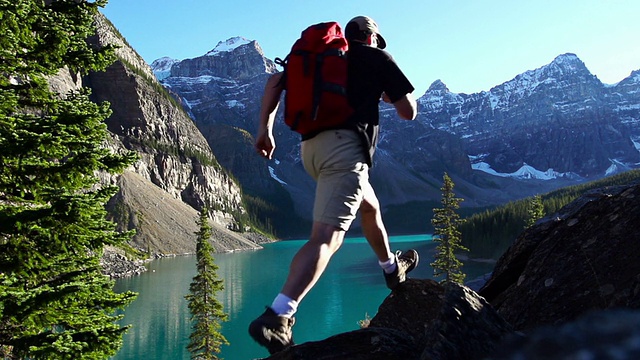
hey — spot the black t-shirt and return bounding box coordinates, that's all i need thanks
[346,42,415,165]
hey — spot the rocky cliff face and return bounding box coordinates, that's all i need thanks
[89,14,244,223]
[53,14,260,255]
[151,37,315,233]
[152,38,288,200]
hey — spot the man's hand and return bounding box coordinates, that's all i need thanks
[255,131,275,160]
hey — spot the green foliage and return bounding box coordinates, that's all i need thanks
[383,200,440,235]
[235,194,276,237]
[461,169,640,259]
[525,194,545,228]
[239,185,311,239]
[382,200,487,236]
[0,0,138,358]
[185,208,229,359]
[430,173,468,284]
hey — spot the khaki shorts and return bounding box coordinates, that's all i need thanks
[301,129,369,231]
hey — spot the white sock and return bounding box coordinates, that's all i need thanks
[271,293,298,318]
[379,256,397,274]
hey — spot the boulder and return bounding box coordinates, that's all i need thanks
[480,184,640,330]
[265,279,513,360]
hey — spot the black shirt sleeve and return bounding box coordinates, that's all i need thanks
[379,52,415,103]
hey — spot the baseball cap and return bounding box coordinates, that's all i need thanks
[347,16,387,49]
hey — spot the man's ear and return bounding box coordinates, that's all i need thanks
[366,33,374,46]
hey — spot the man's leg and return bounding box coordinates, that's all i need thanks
[250,130,364,354]
[360,181,420,289]
[281,221,346,302]
[359,181,393,262]
[248,222,345,354]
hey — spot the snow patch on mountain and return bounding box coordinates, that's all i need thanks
[206,37,251,56]
[605,159,633,176]
[471,160,577,180]
[632,137,640,152]
[225,100,245,109]
[268,164,287,185]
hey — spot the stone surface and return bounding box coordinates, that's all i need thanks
[480,183,640,330]
[420,283,514,360]
[264,280,512,360]
[489,309,640,360]
[265,328,417,360]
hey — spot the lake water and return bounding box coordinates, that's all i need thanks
[111,234,495,359]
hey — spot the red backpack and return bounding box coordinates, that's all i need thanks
[275,22,353,136]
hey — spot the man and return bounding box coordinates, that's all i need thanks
[249,15,419,355]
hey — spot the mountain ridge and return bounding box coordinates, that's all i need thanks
[150,36,640,235]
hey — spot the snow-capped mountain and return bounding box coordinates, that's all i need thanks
[149,38,304,222]
[149,56,179,81]
[411,53,640,179]
[151,42,640,230]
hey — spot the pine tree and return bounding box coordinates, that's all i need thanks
[430,173,468,284]
[185,208,229,359]
[0,0,138,358]
[525,194,545,228]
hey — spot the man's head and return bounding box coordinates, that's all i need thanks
[345,16,387,49]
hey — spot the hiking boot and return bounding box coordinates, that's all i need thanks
[384,249,419,289]
[248,307,295,354]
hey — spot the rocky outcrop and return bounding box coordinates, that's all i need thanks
[479,183,640,330]
[265,280,514,360]
[100,246,147,278]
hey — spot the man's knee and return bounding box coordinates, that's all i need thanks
[360,198,380,218]
[309,222,345,249]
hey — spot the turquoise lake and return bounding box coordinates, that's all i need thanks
[111,235,495,359]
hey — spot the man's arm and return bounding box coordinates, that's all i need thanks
[383,92,417,120]
[392,93,417,120]
[255,72,284,159]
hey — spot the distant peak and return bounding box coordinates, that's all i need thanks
[206,37,252,56]
[549,53,588,73]
[150,57,180,81]
[151,56,178,69]
[427,79,450,93]
[553,53,580,62]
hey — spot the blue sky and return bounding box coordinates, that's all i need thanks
[102,0,640,96]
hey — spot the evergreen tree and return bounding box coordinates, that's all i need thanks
[525,194,545,228]
[185,208,229,359]
[430,173,468,284]
[0,0,138,358]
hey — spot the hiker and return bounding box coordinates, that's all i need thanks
[250,15,419,355]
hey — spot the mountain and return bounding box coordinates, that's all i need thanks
[151,38,640,236]
[57,14,267,256]
[150,36,315,235]
[416,53,640,178]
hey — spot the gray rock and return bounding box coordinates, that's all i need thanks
[480,184,640,330]
[490,309,640,360]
